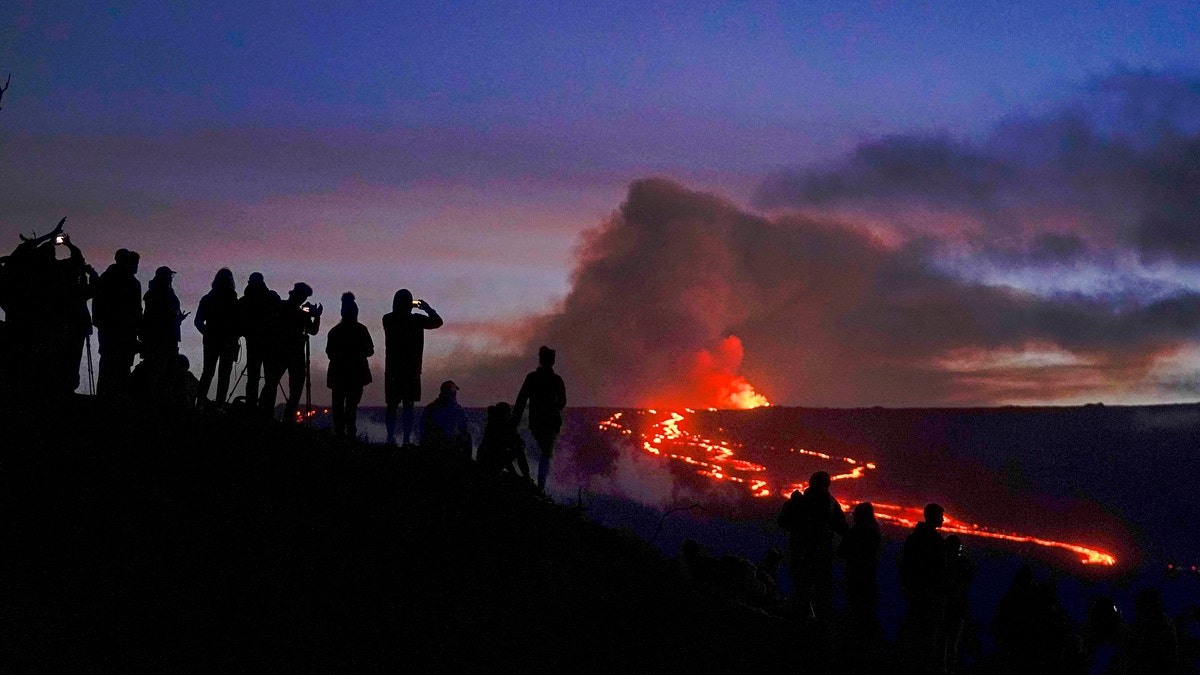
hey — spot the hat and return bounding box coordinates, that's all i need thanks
[155,266,176,278]
[440,380,459,395]
[290,282,313,298]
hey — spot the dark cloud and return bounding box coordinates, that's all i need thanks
[453,178,1200,407]
[758,71,1200,265]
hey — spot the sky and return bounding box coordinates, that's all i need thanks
[4,1,1200,407]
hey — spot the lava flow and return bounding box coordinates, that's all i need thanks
[597,409,1117,567]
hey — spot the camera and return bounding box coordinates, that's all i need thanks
[301,303,312,314]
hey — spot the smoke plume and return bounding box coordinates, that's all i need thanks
[454,72,1200,407]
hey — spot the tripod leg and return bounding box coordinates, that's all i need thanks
[85,334,96,396]
[304,335,312,428]
[227,362,248,404]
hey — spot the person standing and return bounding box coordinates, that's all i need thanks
[139,265,187,400]
[775,471,849,623]
[236,272,279,403]
[382,289,442,447]
[325,292,373,438]
[513,345,567,491]
[840,501,882,643]
[55,234,98,394]
[901,503,948,673]
[92,249,141,398]
[194,268,239,407]
[258,282,321,420]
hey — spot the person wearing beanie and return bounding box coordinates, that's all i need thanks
[325,292,373,438]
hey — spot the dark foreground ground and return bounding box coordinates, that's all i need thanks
[2,397,807,672]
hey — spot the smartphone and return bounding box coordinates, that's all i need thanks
[55,234,66,245]
[412,299,422,307]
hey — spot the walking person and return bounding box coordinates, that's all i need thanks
[382,289,442,447]
[325,292,373,438]
[512,345,567,491]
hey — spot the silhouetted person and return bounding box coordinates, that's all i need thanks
[776,471,848,622]
[194,268,239,407]
[513,345,567,491]
[839,501,882,643]
[93,249,141,398]
[942,534,974,673]
[325,292,373,438]
[476,401,530,479]
[420,380,470,457]
[901,503,946,673]
[0,218,69,397]
[55,235,98,393]
[259,282,321,421]
[383,289,442,447]
[1130,588,1177,674]
[139,266,187,402]
[236,272,279,402]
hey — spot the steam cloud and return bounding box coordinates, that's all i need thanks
[455,71,1200,407]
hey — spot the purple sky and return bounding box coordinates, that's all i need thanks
[4,2,1200,406]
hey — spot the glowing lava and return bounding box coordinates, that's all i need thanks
[598,409,1116,566]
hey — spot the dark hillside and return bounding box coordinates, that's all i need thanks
[1,398,801,671]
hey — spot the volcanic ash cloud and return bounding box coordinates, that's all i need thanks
[459,172,1200,406]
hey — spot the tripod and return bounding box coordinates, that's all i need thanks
[225,341,286,408]
[304,333,312,428]
[85,334,95,395]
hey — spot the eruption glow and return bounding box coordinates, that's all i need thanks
[678,337,770,410]
[598,409,1116,566]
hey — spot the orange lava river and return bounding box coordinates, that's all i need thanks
[598,409,1116,566]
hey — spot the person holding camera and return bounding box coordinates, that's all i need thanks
[383,288,442,447]
[258,282,321,421]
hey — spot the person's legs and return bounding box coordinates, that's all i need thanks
[245,340,263,402]
[345,386,363,438]
[214,344,235,404]
[283,355,305,421]
[401,400,415,445]
[258,358,285,418]
[331,387,346,435]
[533,428,557,490]
[197,342,218,402]
[65,334,85,393]
[385,399,398,445]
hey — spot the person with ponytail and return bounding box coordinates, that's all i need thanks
[325,292,373,438]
